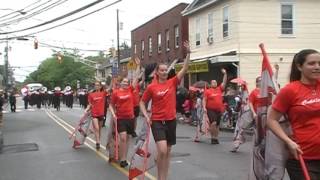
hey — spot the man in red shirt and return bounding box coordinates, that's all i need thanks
[249,76,262,121]
[140,41,190,180]
[86,82,108,150]
[203,68,227,144]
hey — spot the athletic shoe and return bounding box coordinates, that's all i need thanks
[230,146,239,153]
[96,143,100,150]
[120,160,128,168]
[211,138,219,144]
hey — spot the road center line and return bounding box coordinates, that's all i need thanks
[45,109,157,180]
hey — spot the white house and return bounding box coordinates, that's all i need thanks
[182,0,320,90]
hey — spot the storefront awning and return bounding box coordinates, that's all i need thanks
[209,55,239,64]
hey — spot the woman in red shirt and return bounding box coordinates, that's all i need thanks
[203,68,227,144]
[109,58,140,168]
[86,81,107,150]
[267,49,320,179]
[140,41,190,180]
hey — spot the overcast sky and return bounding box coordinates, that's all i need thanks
[0,0,192,82]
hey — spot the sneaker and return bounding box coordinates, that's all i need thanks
[120,160,128,168]
[96,143,100,150]
[211,138,219,144]
[230,146,239,153]
[132,131,137,138]
[194,139,200,143]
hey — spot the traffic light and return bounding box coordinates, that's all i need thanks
[109,47,117,57]
[34,39,38,49]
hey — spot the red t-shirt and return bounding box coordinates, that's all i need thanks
[272,80,320,160]
[142,76,179,121]
[88,91,107,117]
[111,87,134,120]
[204,85,224,112]
[133,84,140,107]
[249,88,261,113]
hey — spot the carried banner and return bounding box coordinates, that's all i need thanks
[129,119,156,180]
[70,112,92,148]
[249,43,281,180]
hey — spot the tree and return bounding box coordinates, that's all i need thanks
[24,54,95,90]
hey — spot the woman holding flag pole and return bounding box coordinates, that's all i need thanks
[267,49,320,180]
[139,41,190,180]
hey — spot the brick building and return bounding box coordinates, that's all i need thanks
[131,3,189,68]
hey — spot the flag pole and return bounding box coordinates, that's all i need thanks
[298,154,311,180]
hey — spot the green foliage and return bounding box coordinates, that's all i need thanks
[85,51,106,64]
[24,55,95,89]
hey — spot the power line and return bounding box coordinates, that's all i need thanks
[0,0,122,40]
[0,0,69,27]
[0,0,93,33]
[0,0,55,23]
[0,0,42,20]
[39,42,107,52]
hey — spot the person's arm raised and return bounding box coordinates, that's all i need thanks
[132,57,141,88]
[177,41,191,81]
[221,68,227,90]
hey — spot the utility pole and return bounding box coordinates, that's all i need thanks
[116,9,120,73]
[3,40,9,89]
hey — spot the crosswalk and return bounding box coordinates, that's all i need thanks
[2,106,83,114]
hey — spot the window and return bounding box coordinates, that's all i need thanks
[281,4,293,35]
[165,30,170,51]
[157,33,162,53]
[141,40,144,59]
[134,43,137,54]
[223,6,229,38]
[148,36,152,56]
[208,13,213,43]
[196,17,201,46]
[174,26,179,48]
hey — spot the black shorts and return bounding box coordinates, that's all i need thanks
[92,116,104,122]
[207,109,221,126]
[286,159,320,180]
[151,119,177,146]
[134,106,140,118]
[117,119,134,135]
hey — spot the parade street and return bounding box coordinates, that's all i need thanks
[0,98,289,180]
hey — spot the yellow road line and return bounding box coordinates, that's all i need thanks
[45,109,157,180]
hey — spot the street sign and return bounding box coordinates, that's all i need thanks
[127,58,137,70]
[112,60,119,76]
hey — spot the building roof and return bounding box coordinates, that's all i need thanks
[131,3,188,32]
[182,0,222,16]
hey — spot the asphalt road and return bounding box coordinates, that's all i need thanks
[0,98,289,180]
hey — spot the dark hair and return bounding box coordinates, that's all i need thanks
[290,49,319,82]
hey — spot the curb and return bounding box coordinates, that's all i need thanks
[0,128,3,153]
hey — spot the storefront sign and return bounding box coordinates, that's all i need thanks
[175,61,209,73]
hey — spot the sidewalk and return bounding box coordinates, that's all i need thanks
[0,127,3,152]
